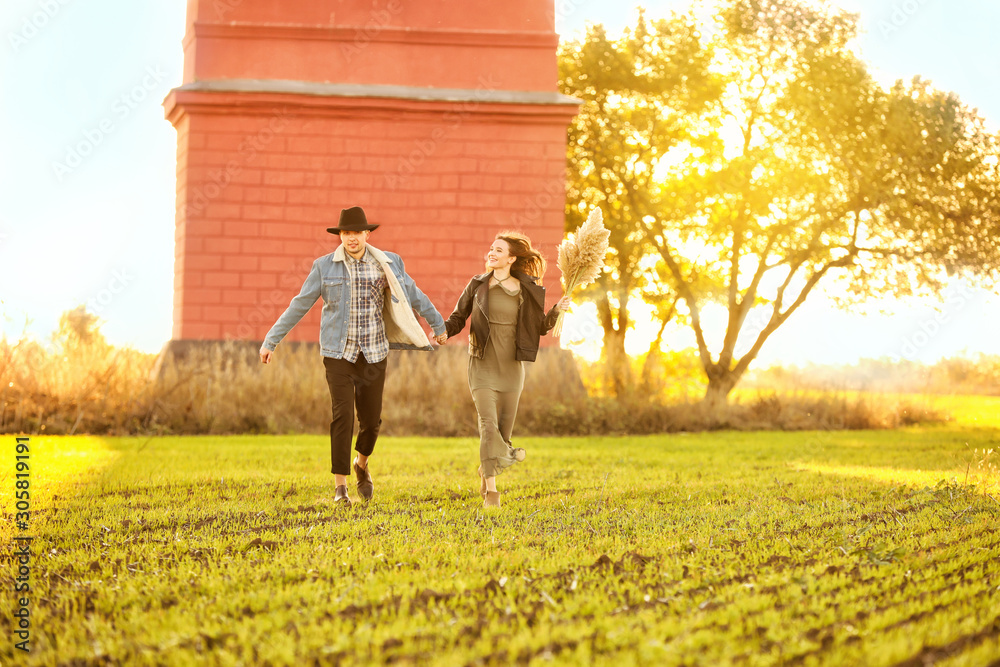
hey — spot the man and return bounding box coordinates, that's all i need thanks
[259,206,448,505]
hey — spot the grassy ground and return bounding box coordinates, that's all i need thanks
[2,411,999,664]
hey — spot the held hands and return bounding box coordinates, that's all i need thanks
[259,345,272,364]
[434,333,448,345]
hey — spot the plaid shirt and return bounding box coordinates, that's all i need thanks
[342,249,389,363]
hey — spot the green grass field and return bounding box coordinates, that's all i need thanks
[2,401,999,665]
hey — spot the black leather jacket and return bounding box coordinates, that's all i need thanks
[444,270,560,362]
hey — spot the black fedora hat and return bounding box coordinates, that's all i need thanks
[327,206,379,234]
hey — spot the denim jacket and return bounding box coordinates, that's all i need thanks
[263,244,446,358]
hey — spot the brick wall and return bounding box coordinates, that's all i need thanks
[182,0,558,92]
[167,94,572,344]
[165,0,578,346]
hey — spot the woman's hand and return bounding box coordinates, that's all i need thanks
[555,296,572,313]
[259,345,272,364]
[434,333,448,345]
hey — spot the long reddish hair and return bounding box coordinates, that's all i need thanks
[488,230,547,281]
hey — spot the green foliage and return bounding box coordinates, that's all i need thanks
[559,0,1000,403]
[2,426,999,665]
[559,9,722,396]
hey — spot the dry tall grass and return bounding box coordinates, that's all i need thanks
[149,343,589,436]
[0,310,947,436]
[1,311,156,434]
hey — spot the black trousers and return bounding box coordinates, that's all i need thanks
[323,354,387,476]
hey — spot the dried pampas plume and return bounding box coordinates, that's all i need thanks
[553,207,610,336]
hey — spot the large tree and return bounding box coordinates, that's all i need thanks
[559,12,720,397]
[561,0,1000,405]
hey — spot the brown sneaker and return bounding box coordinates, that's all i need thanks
[333,484,352,506]
[353,457,373,502]
[484,491,500,508]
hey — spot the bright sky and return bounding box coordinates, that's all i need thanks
[2,0,998,367]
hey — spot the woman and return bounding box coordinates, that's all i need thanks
[440,231,570,508]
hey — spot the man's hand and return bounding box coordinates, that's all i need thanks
[259,345,273,364]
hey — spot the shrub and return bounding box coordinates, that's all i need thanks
[0,310,948,436]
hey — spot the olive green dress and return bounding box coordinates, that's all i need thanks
[469,283,525,477]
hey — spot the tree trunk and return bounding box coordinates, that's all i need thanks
[602,326,632,398]
[702,373,738,411]
[596,291,632,398]
[639,315,670,395]
[639,346,662,395]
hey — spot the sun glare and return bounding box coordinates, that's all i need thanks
[0,436,119,541]
[790,462,967,491]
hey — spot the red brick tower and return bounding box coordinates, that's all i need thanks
[162,0,578,346]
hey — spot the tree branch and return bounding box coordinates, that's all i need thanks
[720,229,777,369]
[733,250,857,378]
[652,231,716,374]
